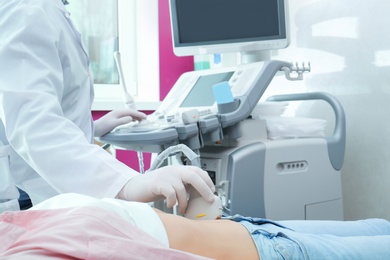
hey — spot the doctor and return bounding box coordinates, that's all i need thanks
[0,0,215,213]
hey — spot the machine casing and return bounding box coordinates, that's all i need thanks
[200,119,344,220]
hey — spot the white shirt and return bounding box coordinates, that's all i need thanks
[0,0,138,210]
[31,193,170,247]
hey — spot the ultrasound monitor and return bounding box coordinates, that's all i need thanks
[169,0,289,61]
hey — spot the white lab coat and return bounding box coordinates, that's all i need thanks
[0,0,138,211]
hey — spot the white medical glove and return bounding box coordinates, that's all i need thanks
[94,108,147,137]
[118,165,216,214]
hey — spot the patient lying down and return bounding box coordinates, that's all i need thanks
[1,194,390,260]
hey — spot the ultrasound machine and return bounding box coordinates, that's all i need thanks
[100,0,346,221]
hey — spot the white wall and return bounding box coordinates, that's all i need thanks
[264,0,390,220]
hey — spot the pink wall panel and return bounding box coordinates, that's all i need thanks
[158,0,193,100]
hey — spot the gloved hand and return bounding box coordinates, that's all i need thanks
[94,108,147,137]
[117,165,216,214]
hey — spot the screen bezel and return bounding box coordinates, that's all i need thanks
[169,0,290,57]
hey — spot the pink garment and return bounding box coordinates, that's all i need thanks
[0,206,211,260]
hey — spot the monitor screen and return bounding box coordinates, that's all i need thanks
[170,0,289,57]
[180,72,234,107]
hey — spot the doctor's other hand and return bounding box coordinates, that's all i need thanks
[94,108,147,137]
[117,165,216,214]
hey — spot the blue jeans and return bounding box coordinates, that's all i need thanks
[228,215,390,259]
